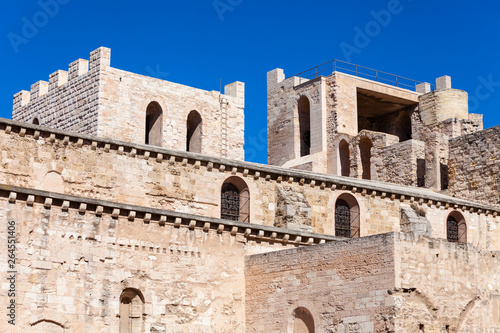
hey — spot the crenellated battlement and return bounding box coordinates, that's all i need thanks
[13,47,111,105]
[29,80,48,101]
[11,47,113,136]
[48,69,68,91]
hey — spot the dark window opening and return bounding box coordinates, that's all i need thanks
[119,288,144,333]
[446,212,466,243]
[339,139,350,177]
[186,110,202,153]
[145,102,163,146]
[221,177,250,222]
[33,118,40,125]
[335,199,351,237]
[440,163,449,190]
[221,183,240,221]
[292,307,315,333]
[417,159,426,187]
[359,137,373,180]
[335,195,360,238]
[298,96,311,157]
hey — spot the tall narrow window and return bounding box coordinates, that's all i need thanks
[186,110,202,153]
[359,137,373,180]
[446,212,466,243]
[291,307,315,333]
[298,96,311,157]
[119,288,144,333]
[33,117,39,125]
[339,139,350,177]
[145,102,163,146]
[221,177,249,222]
[335,194,360,238]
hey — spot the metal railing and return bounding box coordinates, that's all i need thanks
[290,59,435,92]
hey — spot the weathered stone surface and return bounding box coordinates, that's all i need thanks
[448,125,500,208]
[0,119,497,249]
[3,52,500,332]
[245,232,500,332]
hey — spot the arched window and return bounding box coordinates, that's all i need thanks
[359,137,373,180]
[298,96,311,157]
[335,194,360,238]
[145,102,163,146]
[186,110,202,153]
[339,139,350,177]
[221,176,249,222]
[446,211,466,243]
[290,307,314,333]
[33,117,40,125]
[119,288,145,333]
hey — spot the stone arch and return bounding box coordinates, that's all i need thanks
[145,101,163,146]
[446,211,467,243]
[42,171,64,193]
[186,110,202,153]
[338,139,350,177]
[395,288,438,331]
[298,95,311,157]
[359,136,373,180]
[29,319,66,332]
[334,193,360,238]
[119,288,145,333]
[289,307,315,333]
[27,314,72,332]
[221,176,250,222]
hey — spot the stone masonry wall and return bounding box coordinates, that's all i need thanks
[0,119,498,251]
[374,139,426,187]
[245,233,398,332]
[0,189,307,332]
[448,125,500,208]
[98,68,244,160]
[394,234,500,332]
[267,69,303,166]
[245,232,500,332]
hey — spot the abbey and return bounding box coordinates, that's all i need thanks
[1,47,499,332]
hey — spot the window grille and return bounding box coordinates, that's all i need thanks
[221,183,240,221]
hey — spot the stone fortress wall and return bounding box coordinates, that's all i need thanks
[13,47,245,161]
[2,49,500,332]
[0,184,324,332]
[246,232,500,332]
[448,125,500,207]
[0,119,498,253]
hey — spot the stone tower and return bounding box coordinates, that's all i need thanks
[267,63,482,191]
[13,47,245,160]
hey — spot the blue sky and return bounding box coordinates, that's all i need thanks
[2,0,499,164]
